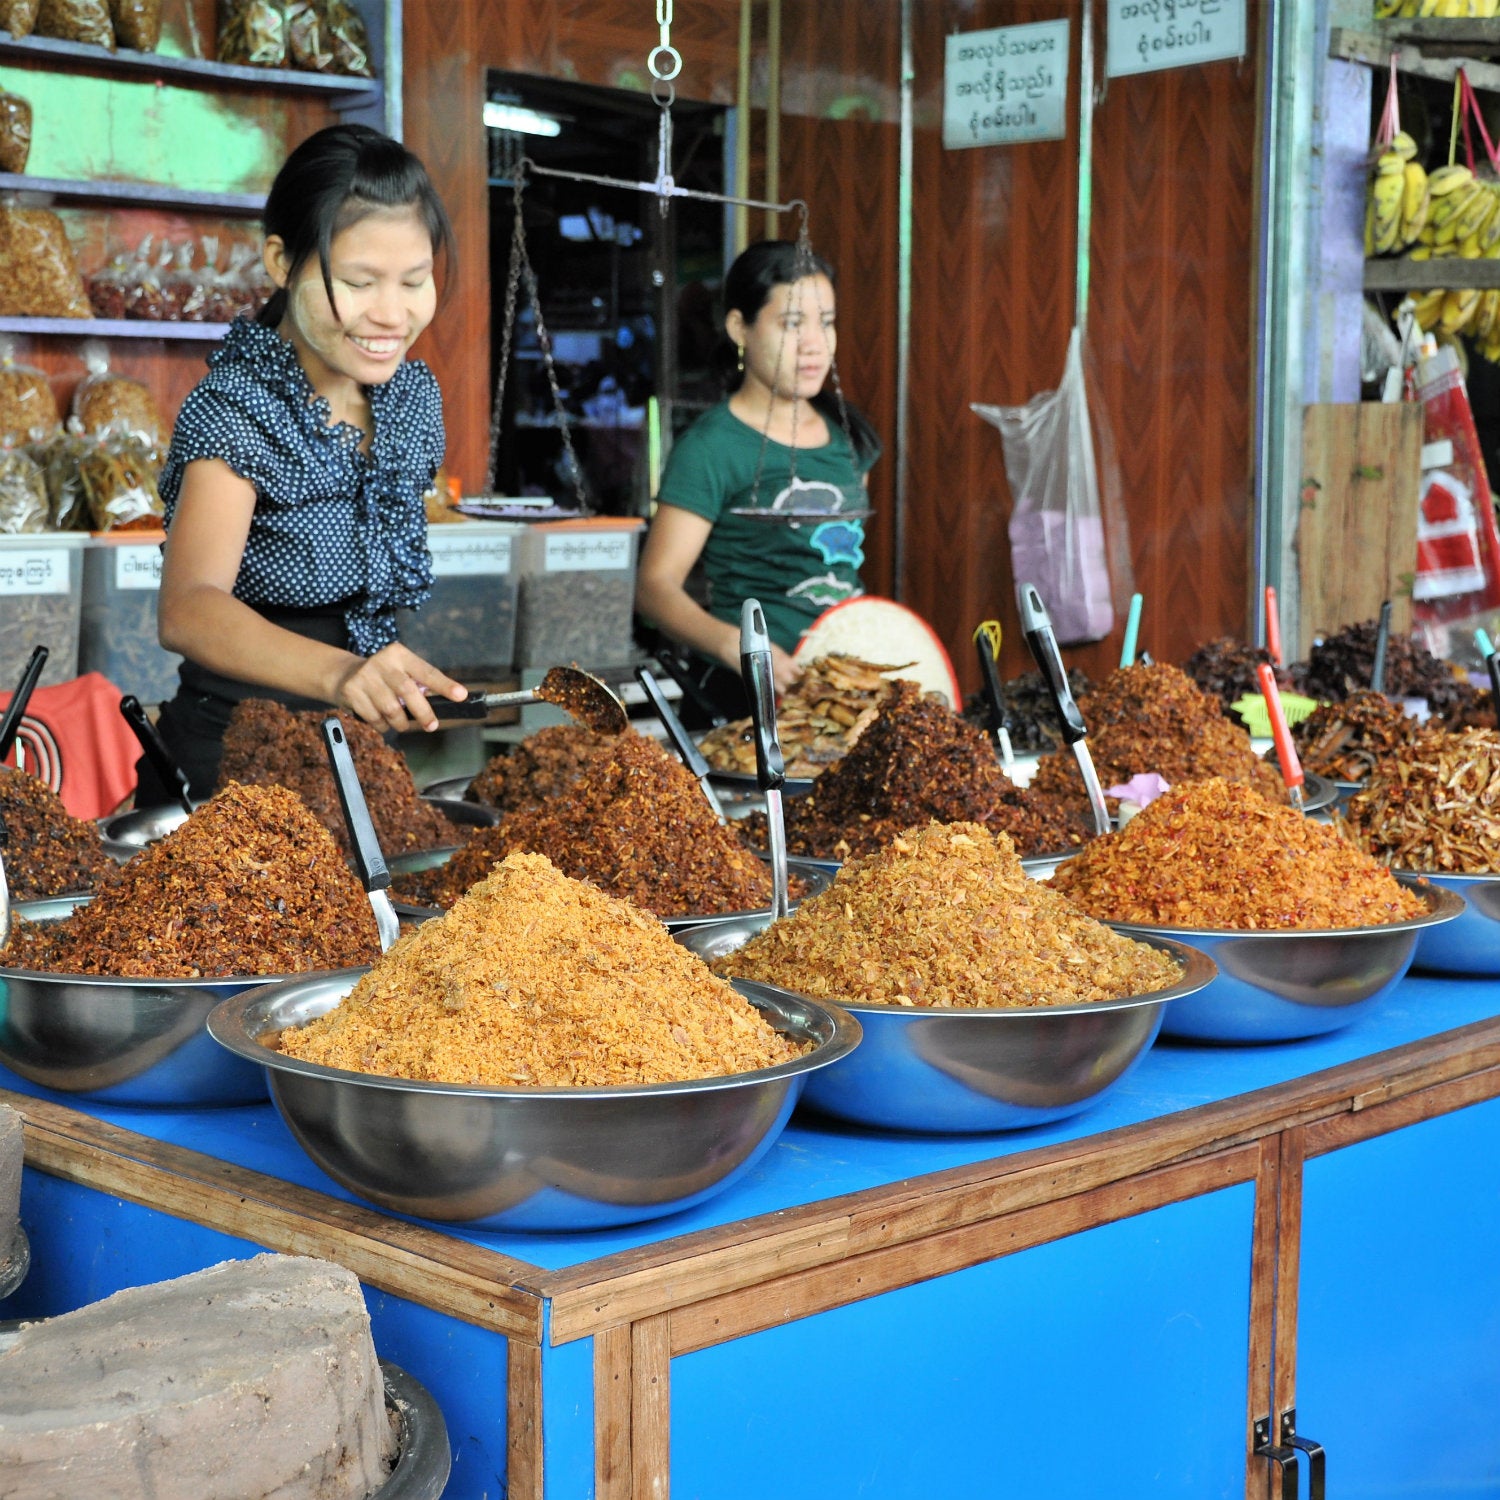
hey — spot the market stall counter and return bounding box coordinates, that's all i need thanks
[2,973,1500,1499]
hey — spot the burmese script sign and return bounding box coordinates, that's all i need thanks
[943,21,1070,150]
[1105,0,1246,78]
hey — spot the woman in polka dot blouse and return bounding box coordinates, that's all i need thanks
[140,125,470,803]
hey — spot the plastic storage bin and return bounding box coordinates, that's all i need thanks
[0,534,87,687]
[398,521,520,677]
[79,533,183,704]
[512,517,644,670]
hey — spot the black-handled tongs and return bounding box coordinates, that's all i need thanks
[635,665,726,822]
[119,694,195,816]
[740,600,790,921]
[0,645,47,768]
[321,717,400,952]
[972,623,1014,770]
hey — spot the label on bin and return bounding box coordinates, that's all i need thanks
[543,533,632,572]
[114,546,163,591]
[0,549,70,595]
[428,531,512,577]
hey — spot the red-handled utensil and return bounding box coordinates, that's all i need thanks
[1264,586,1282,666]
[1258,662,1305,813]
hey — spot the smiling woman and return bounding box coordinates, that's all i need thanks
[137,125,471,807]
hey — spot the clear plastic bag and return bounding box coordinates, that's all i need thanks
[123,236,172,321]
[162,239,206,321]
[0,441,51,534]
[0,1,41,38]
[78,431,163,531]
[32,421,89,529]
[0,205,90,318]
[285,0,332,69]
[217,0,286,66]
[34,0,114,48]
[86,242,132,319]
[321,0,372,76]
[972,328,1132,645]
[0,341,58,442]
[108,0,160,50]
[0,91,32,175]
[71,344,163,447]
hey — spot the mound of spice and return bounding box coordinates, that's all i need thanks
[1050,777,1426,930]
[961,666,1094,753]
[465,724,616,815]
[402,731,779,917]
[1029,663,1284,804]
[1339,727,1500,873]
[698,653,904,779]
[276,851,803,1087]
[0,767,113,900]
[1291,689,1419,783]
[4,782,379,977]
[1291,619,1478,718]
[217,699,454,856]
[714,821,1179,1009]
[757,681,1089,861]
[1181,637,1290,718]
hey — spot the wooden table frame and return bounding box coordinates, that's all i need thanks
[8,1014,1500,1499]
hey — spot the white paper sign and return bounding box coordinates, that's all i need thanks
[0,549,70,596]
[114,545,163,591]
[543,533,632,572]
[428,530,513,578]
[1106,0,1246,79]
[943,21,1070,150]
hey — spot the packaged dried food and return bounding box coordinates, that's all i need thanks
[0,206,90,318]
[0,1,41,37]
[86,244,131,319]
[107,0,159,49]
[78,432,164,531]
[320,0,372,76]
[240,244,274,318]
[161,239,206,321]
[71,349,163,445]
[0,442,50,533]
[217,0,287,66]
[34,0,113,47]
[32,422,89,529]
[203,240,256,323]
[0,90,32,175]
[123,236,172,321]
[285,0,331,69]
[0,344,58,442]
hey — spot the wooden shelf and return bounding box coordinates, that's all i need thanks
[1331,26,1500,92]
[0,172,263,215]
[0,29,380,105]
[0,316,230,339]
[1365,257,1500,291]
[1377,18,1500,57]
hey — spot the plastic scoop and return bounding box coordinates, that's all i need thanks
[429,666,628,735]
[1476,627,1494,661]
[634,664,726,822]
[1258,663,1305,813]
[1119,592,1143,670]
[1018,583,1110,837]
[1265,585,1282,666]
[119,694,195,816]
[972,621,1014,769]
[0,645,47,768]
[1370,599,1393,696]
[740,599,790,921]
[320,717,400,952]
[1486,648,1500,716]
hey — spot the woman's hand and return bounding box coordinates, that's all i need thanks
[332,643,467,733]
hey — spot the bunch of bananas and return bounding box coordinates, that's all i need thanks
[1398,163,1500,353]
[1375,0,1500,15]
[1366,133,1431,254]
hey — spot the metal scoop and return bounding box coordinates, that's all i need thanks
[634,665,726,822]
[741,600,790,921]
[321,717,400,952]
[1018,583,1111,837]
[428,665,628,735]
[1258,663,1305,813]
[0,645,47,770]
[972,623,1015,770]
[120,695,195,816]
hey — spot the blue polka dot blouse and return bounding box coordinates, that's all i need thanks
[159,315,442,656]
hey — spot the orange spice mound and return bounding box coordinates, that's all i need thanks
[404,731,776,918]
[276,852,805,1087]
[1050,777,1427,930]
[4,782,380,977]
[715,822,1179,1008]
[465,724,616,815]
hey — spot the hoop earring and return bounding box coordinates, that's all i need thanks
[736,344,745,373]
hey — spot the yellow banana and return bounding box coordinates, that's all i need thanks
[1412,290,1448,330]
[1410,245,1433,260]
[1401,161,1431,244]
[1429,165,1477,197]
[1374,0,1402,12]
[1442,288,1480,332]
[1455,184,1498,240]
[1392,131,1419,163]
[1372,170,1407,253]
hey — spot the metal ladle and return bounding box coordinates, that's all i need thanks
[429,665,628,735]
[741,599,790,921]
[120,695,195,816]
[634,665,726,822]
[321,717,400,952]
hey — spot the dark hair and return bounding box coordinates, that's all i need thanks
[720,239,881,466]
[257,124,456,329]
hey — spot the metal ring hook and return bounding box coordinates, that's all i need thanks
[648,44,682,80]
[651,76,677,110]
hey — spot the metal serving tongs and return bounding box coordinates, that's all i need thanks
[428,665,628,735]
[0,645,47,771]
[119,694,195,816]
[972,621,1014,770]
[1018,583,1111,838]
[1370,598,1393,696]
[1258,663,1306,813]
[634,665,727,823]
[321,717,400,953]
[740,599,790,921]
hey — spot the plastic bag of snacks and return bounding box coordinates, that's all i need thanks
[0,90,32,175]
[34,0,114,48]
[163,240,206,321]
[78,431,163,531]
[71,345,163,448]
[107,0,160,50]
[0,442,51,534]
[0,206,90,318]
[123,237,171,320]
[321,0,372,76]
[285,0,332,69]
[0,1,41,37]
[86,243,131,319]
[32,421,89,529]
[218,0,287,66]
[0,342,58,443]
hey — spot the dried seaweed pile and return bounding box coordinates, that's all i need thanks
[217,699,453,855]
[1291,690,1419,783]
[1291,619,1477,718]
[0,768,112,899]
[465,725,616,815]
[1181,637,1289,717]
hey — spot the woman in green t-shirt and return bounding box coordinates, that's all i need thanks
[636,241,881,721]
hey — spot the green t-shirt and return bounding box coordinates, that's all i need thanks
[656,401,874,654]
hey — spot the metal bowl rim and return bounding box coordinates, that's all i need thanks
[1387,865,1500,887]
[207,971,861,1102]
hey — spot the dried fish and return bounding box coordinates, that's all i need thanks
[1291,690,1418,784]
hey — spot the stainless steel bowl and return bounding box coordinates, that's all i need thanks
[206,972,861,1231]
[377,1362,450,1500]
[420,774,473,801]
[677,916,1215,1133]
[1105,879,1464,1043]
[0,1221,29,1301]
[1401,869,1500,975]
[0,896,341,1107]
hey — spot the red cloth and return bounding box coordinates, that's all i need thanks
[0,672,137,820]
